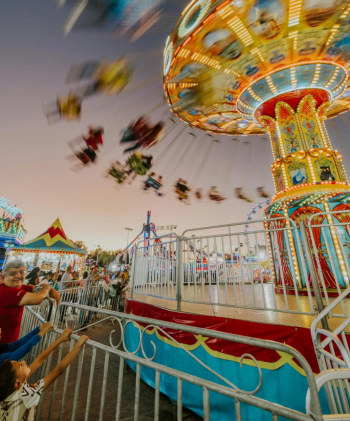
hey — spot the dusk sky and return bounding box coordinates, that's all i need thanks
[3,0,350,251]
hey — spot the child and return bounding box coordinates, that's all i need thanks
[0,328,88,420]
[48,272,60,292]
[0,323,53,364]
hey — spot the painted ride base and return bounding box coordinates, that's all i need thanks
[125,299,329,420]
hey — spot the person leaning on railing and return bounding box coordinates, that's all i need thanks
[0,328,88,421]
[0,259,61,344]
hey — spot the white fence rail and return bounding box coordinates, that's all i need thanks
[307,211,350,318]
[129,213,350,319]
[18,300,329,421]
[179,218,314,315]
[311,286,350,417]
[132,234,178,300]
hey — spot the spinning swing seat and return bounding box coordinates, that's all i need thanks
[127,155,149,176]
[57,95,82,120]
[75,148,96,165]
[144,177,163,196]
[95,60,132,95]
[175,188,189,202]
[209,195,226,203]
[108,166,127,184]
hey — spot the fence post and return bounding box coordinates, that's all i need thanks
[49,299,57,326]
[299,222,329,330]
[176,235,183,311]
[130,247,137,300]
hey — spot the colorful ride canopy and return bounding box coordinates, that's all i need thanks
[11,217,87,255]
[163,0,350,135]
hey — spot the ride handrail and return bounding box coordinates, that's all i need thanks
[306,369,350,419]
[310,286,350,350]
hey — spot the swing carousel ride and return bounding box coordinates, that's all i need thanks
[161,0,350,291]
[46,0,350,291]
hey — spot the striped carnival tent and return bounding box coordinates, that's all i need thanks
[6,218,87,272]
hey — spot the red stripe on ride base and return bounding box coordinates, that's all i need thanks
[126,298,320,373]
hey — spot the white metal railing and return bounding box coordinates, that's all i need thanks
[130,213,350,319]
[179,218,313,315]
[131,218,318,315]
[306,369,350,420]
[19,301,328,421]
[132,234,177,301]
[57,283,121,330]
[311,286,350,416]
[19,297,57,383]
[308,211,350,318]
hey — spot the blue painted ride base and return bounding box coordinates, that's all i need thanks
[124,321,329,420]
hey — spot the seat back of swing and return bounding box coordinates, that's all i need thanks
[58,96,81,120]
[146,177,161,190]
[95,60,132,94]
[128,156,147,175]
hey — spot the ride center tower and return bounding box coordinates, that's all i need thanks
[163,0,350,291]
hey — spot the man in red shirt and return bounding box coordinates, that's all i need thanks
[0,259,61,344]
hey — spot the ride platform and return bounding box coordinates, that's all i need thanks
[130,284,349,330]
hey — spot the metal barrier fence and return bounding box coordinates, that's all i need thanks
[131,218,318,316]
[130,213,350,319]
[179,218,314,315]
[307,210,350,318]
[19,297,57,383]
[57,284,121,330]
[19,300,329,421]
[132,234,178,301]
[311,285,350,417]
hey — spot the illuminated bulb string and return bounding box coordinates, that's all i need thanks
[288,0,303,27]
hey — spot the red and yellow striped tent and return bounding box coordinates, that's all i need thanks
[9,218,87,256]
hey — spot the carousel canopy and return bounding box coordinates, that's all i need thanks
[9,218,87,256]
[163,0,350,135]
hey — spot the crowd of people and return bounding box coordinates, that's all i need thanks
[0,258,129,419]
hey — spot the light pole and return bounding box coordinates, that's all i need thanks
[125,228,133,263]
[94,244,101,267]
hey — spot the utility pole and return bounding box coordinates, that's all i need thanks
[95,245,101,267]
[125,228,133,263]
